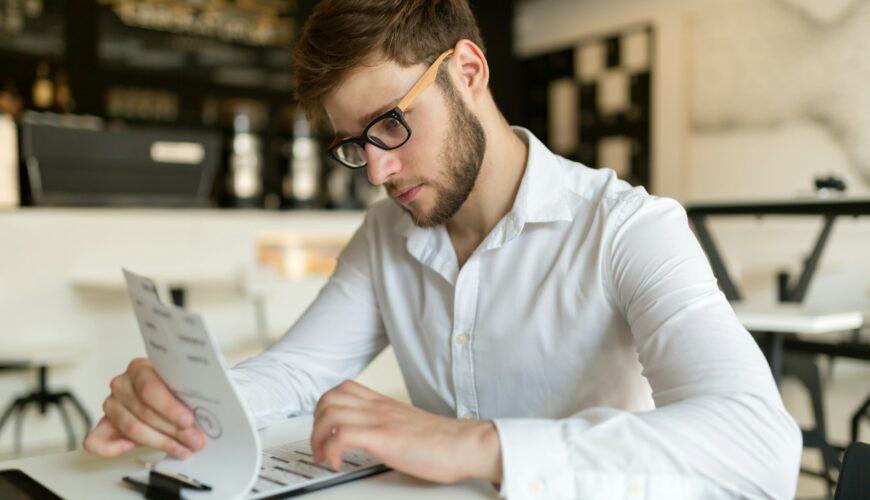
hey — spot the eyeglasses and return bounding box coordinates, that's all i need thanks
[327,48,454,169]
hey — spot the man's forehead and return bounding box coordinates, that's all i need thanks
[324,59,422,136]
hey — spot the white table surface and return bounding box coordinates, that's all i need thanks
[0,415,497,500]
[732,303,865,334]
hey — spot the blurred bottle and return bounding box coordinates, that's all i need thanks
[227,102,265,207]
[32,62,53,109]
[285,109,321,208]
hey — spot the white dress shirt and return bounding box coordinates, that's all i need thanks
[231,128,801,499]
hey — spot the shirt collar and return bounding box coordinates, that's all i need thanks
[512,126,574,225]
[393,127,574,242]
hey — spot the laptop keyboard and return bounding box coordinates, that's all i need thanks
[250,439,382,496]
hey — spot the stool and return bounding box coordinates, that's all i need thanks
[0,344,92,455]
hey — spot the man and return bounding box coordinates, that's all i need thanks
[84,1,802,498]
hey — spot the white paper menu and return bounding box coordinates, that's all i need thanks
[123,269,261,499]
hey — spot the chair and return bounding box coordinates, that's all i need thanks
[0,341,92,455]
[833,442,870,500]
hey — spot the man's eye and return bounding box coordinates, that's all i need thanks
[384,118,400,130]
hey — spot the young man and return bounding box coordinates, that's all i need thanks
[85,1,802,497]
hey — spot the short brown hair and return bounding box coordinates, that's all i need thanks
[294,0,486,117]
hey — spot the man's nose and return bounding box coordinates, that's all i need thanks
[365,143,402,186]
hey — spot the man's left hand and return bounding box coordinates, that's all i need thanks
[310,380,502,484]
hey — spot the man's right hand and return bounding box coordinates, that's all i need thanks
[83,357,206,459]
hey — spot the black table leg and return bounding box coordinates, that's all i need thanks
[689,214,742,302]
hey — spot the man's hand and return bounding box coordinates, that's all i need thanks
[83,357,206,459]
[311,380,503,484]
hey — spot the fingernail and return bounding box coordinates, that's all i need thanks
[183,431,202,449]
[179,413,194,427]
[171,444,191,459]
[122,442,134,452]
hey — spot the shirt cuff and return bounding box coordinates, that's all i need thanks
[492,418,577,499]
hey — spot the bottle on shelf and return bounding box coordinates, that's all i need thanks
[227,101,266,207]
[31,62,54,110]
[286,109,322,208]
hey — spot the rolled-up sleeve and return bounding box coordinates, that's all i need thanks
[493,195,801,499]
[231,215,387,428]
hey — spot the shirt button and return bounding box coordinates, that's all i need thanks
[528,479,545,496]
[455,332,469,345]
[462,411,476,420]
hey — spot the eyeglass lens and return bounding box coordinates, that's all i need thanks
[333,114,410,167]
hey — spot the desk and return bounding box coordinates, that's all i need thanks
[0,416,497,500]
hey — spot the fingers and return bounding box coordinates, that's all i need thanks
[320,425,379,471]
[109,361,205,452]
[313,392,370,421]
[103,394,192,459]
[85,359,207,460]
[332,379,383,399]
[310,405,379,464]
[111,375,180,438]
[313,380,382,422]
[127,360,194,428]
[110,375,205,452]
[83,417,135,457]
[317,380,380,408]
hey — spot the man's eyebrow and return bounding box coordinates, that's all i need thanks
[360,98,399,125]
[334,98,400,138]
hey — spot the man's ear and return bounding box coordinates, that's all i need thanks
[451,39,489,102]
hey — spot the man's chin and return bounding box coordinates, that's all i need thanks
[403,205,436,228]
[396,201,440,228]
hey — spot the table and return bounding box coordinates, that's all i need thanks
[731,306,866,487]
[732,304,864,382]
[733,304,864,334]
[0,415,497,499]
[688,197,870,485]
[686,196,870,303]
[686,196,870,361]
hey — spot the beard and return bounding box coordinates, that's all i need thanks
[396,77,487,228]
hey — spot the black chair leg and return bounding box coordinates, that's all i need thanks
[785,353,840,488]
[60,391,92,434]
[851,393,870,444]
[13,399,27,455]
[0,398,18,437]
[54,397,76,451]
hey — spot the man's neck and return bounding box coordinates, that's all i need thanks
[446,117,528,265]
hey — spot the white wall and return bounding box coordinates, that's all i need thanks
[0,208,407,457]
[515,0,870,308]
